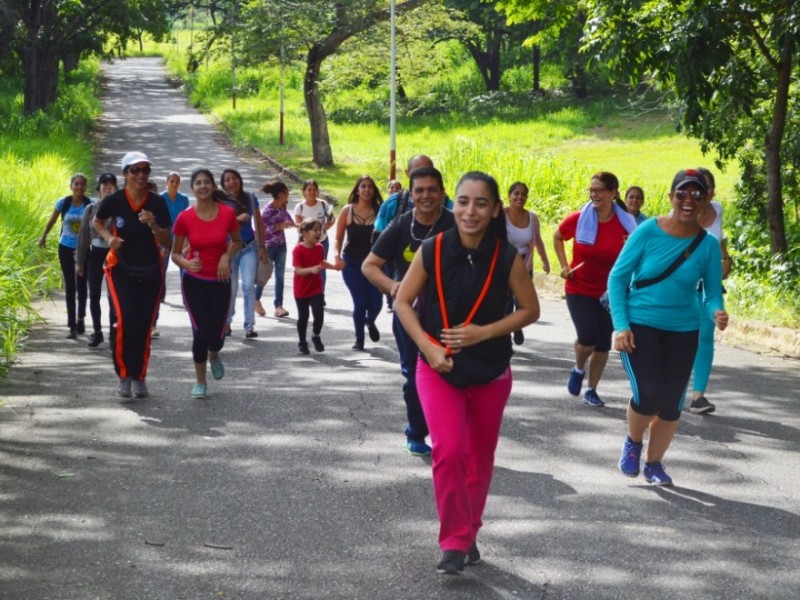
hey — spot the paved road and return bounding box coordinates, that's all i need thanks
[1,57,799,600]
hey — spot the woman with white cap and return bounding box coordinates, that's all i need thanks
[93,152,171,399]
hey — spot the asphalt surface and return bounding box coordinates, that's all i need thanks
[1,57,798,600]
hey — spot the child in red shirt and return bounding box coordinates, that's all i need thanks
[293,219,338,354]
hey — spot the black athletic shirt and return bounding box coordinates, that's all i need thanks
[371,208,455,280]
[95,189,171,269]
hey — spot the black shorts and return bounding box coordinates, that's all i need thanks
[565,293,613,352]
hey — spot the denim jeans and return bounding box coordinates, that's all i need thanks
[393,313,428,440]
[341,255,382,343]
[227,240,258,332]
[261,244,288,308]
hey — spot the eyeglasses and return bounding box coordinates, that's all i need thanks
[128,165,152,175]
[588,187,608,194]
[674,189,705,201]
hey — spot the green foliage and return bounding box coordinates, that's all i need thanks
[0,61,99,376]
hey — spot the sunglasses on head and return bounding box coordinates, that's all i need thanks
[128,165,152,175]
[674,189,705,201]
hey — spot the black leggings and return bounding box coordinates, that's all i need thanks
[87,246,111,334]
[182,273,231,364]
[58,243,88,329]
[620,323,699,422]
[105,263,162,380]
[295,294,324,341]
[565,293,613,352]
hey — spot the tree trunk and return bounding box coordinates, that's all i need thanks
[304,44,334,167]
[532,45,541,94]
[764,41,792,255]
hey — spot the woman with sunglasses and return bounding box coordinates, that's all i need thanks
[94,152,171,399]
[554,171,637,407]
[611,169,728,486]
[394,171,539,575]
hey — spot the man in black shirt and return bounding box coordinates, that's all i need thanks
[363,166,455,456]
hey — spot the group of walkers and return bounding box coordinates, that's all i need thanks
[40,151,730,577]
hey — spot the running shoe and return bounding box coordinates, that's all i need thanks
[245,329,258,338]
[117,377,132,398]
[688,396,716,414]
[298,341,310,355]
[618,436,643,477]
[87,332,104,348]
[311,335,325,352]
[567,368,584,396]
[513,330,524,345]
[436,551,466,575]
[150,327,160,338]
[352,340,365,350]
[132,379,149,398]
[67,328,78,340]
[466,542,482,566]
[643,462,674,486]
[76,319,85,334]
[191,383,208,399]
[368,322,380,342]
[210,357,225,380]
[404,437,432,457]
[583,388,605,407]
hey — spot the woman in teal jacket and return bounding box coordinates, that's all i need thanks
[609,169,729,487]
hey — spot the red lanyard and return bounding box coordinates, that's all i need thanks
[426,232,500,357]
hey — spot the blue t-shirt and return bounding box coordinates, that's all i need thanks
[607,218,723,332]
[161,191,190,233]
[55,197,93,249]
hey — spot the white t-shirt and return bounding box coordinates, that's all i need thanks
[294,200,333,242]
[704,201,724,241]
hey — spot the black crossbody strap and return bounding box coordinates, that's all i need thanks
[633,229,707,290]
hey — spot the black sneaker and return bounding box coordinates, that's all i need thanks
[437,550,466,575]
[466,542,482,566]
[311,335,325,352]
[87,332,104,348]
[367,322,380,342]
[76,319,85,334]
[67,328,77,340]
[689,396,716,414]
[352,340,365,350]
[299,341,310,355]
[513,330,524,345]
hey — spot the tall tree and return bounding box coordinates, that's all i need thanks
[11,0,172,113]
[583,0,799,254]
[238,0,425,166]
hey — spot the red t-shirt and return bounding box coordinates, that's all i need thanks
[293,242,324,299]
[172,204,239,281]
[558,211,628,298]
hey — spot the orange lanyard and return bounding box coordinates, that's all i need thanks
[426,232,500,357]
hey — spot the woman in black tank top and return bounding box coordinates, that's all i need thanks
[333,175,384,349]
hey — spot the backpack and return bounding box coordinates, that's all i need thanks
[394,190,412,222]
[60,196,91,220]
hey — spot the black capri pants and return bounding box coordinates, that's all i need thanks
[182,273,231,364]
[620,323,699,422]
[296,293,324,341]
[565,293,613,352]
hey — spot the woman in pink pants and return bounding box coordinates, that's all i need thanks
[395,171,540,575]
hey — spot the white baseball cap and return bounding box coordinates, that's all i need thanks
[121,151,152,172]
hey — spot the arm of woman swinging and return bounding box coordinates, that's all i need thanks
[395,251,453,372]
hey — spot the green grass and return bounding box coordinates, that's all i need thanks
[0,60,101,375]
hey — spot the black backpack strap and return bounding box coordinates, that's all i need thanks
[395,190,411,219]
[633,229,708,290]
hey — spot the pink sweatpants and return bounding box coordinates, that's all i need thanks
[416,360,512,552]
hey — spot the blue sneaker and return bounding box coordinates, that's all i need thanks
[567,368,585,396]
[404,437,432,457]
[191,383,208,399]
[618,436,643,477]
[643,462,674,486]
[583,388,605,407]
[210,357,225,380]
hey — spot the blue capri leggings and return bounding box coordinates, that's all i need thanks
[620,323,699,422]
